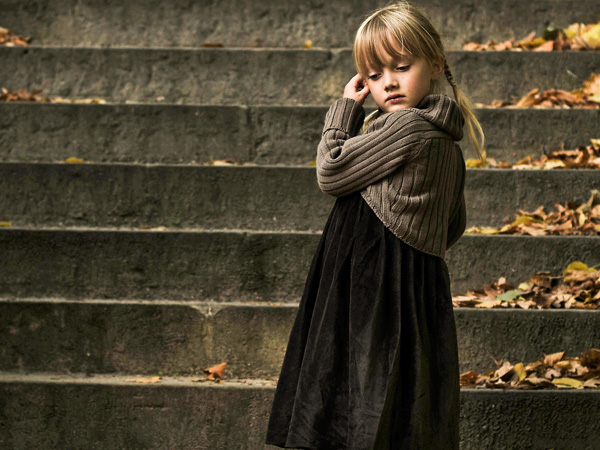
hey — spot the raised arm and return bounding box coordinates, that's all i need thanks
[316,97,424,197]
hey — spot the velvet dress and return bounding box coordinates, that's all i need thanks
[265,191,460,450]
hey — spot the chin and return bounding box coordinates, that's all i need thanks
[382,104,412,113]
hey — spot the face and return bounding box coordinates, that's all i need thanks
[365,49,442,113]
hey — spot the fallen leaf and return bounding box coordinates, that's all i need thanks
[0,221,11,227]
[126,376,161,383]
[544,352,565,366]
[552,377,583,388]
[203,362,227,380]
[65,157,85,163]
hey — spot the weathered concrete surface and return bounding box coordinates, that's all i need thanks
[1,299,598,377]
[1,103,598,164]
[1,163,599,229]
[0,229,598,301]
[2,47,599,105]
[0,374,599,450]
[2,0,600,49]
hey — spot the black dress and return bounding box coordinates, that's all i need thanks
[266,192,460,450]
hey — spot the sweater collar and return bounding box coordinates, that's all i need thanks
[409,94,464,141]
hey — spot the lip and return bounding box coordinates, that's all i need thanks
[386,94,405,103]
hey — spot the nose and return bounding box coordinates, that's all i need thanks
[383,71,398,91]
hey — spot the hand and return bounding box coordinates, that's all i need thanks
[343,74,370,105]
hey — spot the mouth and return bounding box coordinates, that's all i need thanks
[386,94,405,103]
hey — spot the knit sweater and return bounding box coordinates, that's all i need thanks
[316,94,467,258]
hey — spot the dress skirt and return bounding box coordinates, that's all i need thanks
[266,192,460,450]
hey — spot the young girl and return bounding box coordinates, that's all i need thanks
[266,2,484,449]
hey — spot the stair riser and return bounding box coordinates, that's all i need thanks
[2,0,599,49]
[1,301,598,377]
[0,380,598,450]
[1,230,598,301]
[2,48,599,104]
[2,103,598,164]
[1,164,599,229]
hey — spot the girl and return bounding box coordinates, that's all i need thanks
[266,2,485,449]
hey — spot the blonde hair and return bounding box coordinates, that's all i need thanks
[354,1,485,159]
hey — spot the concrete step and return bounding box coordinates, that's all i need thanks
[2,47,599,105]
[1,164,599,229]
[1,103,598,164]
[1,229,598,301]
[0,373,598,450]
[1,298,598,377]
[2,0,599,49]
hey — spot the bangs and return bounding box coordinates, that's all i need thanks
[354,8,440,78]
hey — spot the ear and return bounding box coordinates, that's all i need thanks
[430,57,444,81]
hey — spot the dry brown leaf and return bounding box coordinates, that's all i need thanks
[463,21,600,52]
[462,349,600,389]
[0,27,31,46]
[203,362,227,380]
[478,74,600,109]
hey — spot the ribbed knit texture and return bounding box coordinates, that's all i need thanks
[316,95,466,258]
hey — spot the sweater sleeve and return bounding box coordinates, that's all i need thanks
[316,98,423,197]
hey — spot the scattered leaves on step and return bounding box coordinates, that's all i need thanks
[0,221,12,227]
[477,74,600,109]
[0,26,31,46]
[465,139,600,170]
[202,362,227,382]
[467,190,600,237]
[453,260,600,310]
[126,376,162,383]
[463,21,600,51]
[0,88,106,104]
[461,349,600,389]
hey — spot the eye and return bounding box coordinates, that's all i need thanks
[396,65,410,72]
[367,73,381,81]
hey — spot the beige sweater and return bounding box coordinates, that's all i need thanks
[316,95,466,258]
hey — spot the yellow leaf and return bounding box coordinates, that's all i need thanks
[465,226,501,235]
[0,221,11,227]
[307,160,316,167]
[510,215,542,227]
[304,40,313,49]
[563,261,595,277]
[465,158,488,168]
[513,362,527,381]
[65,157,84,163]
[563,23,584,39]
[582,23,600,48]
[552,377,583,388]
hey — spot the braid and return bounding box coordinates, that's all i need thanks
[444,62,456,87]
[444,61,486,160]
[444,62,460,101]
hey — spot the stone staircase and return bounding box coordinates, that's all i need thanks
[1,0,600,449]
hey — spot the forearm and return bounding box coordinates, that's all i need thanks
[316,98,422,197]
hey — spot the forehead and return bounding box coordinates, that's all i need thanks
[360,32,415,71]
